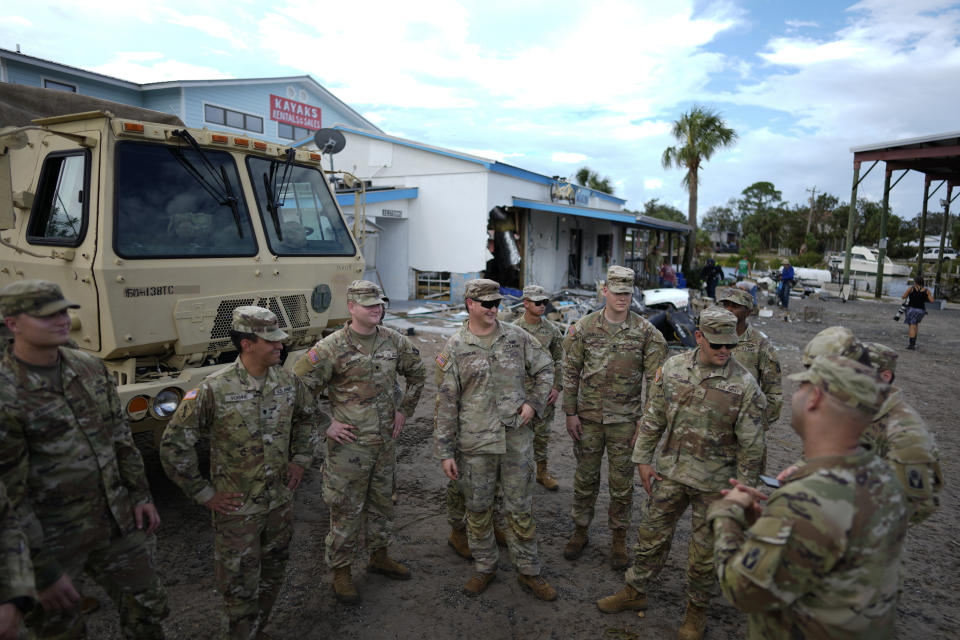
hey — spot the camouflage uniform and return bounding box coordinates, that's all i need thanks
[1,478,35,635]
[628,307,766,607]
[802,331,944,525]
[162,306,316,640]
[709,356,907,639]
[435,282,553,576]
[0,282,167,640]
[717,287,782,427]
[562,266,667,531]
[863,342,943,525]
[510,286,564,464]
[293,288,425,569]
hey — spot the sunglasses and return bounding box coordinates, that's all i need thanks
[473,299,501,309]
[707,341,733,351]
[530,300,547,307]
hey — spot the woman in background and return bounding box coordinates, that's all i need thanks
[902,275,934,349]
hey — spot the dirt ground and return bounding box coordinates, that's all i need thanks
[83,295,959,639]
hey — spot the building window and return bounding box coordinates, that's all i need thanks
[415,271,451,301]
[278,123,314,141]
[203,104,263,134]
[43,79,76,93]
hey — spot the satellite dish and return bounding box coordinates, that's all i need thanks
[313,128,346,155]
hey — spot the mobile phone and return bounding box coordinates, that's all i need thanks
[759,474,780,488]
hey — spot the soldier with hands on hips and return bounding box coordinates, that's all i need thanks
[293,280,425,605]
[161,305,317,639]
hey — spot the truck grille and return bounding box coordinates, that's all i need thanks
[206,294,310,352]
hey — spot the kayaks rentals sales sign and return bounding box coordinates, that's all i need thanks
[269,94,321,130]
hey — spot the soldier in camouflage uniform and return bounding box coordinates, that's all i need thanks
[862,342,943,524]
[293,281,425,605]
[1,479,34,640]
[0,280,167,639]
[511,285,564,490]
[562,265,667,570]
[709,355,907,639]
[717,287,782,431]
[598,306,766,640]
[435,279,557,600]
[161,306,317,639]
[784,327,944,526]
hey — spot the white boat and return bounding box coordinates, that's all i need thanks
[827,246,911,278]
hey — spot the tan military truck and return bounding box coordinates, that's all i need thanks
[0,84,364,445]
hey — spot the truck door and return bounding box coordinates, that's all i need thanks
[15,130,101,351]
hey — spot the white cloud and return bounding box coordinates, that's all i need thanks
[785,19,819,28]
[0,16,32,28]
[89,53,234,83]
[552,152,587,163]
[644,178,664,189]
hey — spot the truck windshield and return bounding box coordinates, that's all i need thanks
[114,141,257,258]
[246,156,356,256]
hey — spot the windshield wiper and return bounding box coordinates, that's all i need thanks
[262,149,297,240]
[170,129,244,237]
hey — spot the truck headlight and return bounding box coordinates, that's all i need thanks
[151,388,183,419]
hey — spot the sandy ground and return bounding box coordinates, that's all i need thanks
[83,295,959,639]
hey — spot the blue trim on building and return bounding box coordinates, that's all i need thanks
[333,125,627,204]
[513,198,636,224]
[337,187,418,207]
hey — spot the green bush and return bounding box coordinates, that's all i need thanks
[793,252,824,268]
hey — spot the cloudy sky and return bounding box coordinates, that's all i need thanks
[4,0,960,220]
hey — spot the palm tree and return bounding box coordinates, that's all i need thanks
[574,166,615,194]
[662,106,737,277]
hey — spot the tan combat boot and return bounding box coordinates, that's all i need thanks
[610,528,629,570]
[517,573,558,601]
[332,566,359,605]
[448,527,473,560]
[677,602,707,640]
[596,584,647,613]
[536,460,559,491]
[563,525,589,560]
[367,547,412,580]
[463,571,496,596]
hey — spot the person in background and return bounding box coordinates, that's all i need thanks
[659,260,677,288]
[778,259,795,309]
[700,258,724,300]
[736,257,749,282]
[901,276,934,350]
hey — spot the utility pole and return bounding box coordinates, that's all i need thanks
[805,186,819,235]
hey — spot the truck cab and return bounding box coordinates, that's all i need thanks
[1,85,364,445]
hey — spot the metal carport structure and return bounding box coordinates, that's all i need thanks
[846,132,960,297]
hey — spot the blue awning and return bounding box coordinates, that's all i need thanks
[337,187,418,207]
[512,198,690,233]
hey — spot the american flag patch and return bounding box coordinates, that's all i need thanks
[567,324,576,336]
[307,347,320,364]
[436,352,448,367]
[184,388,198,400]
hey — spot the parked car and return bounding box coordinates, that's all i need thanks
[920,246,958,261]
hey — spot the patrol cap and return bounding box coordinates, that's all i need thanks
[698,306,739,345]
[864,341,898,374]
[232,305,288,341]
[801,326,869,367]
[788,355,888,416]
[717,286,754,309]
[464,278,503,302]
[522,285,550,302]
[605,265,635,294]
[0,280,80,317]
[347,279,387,306]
